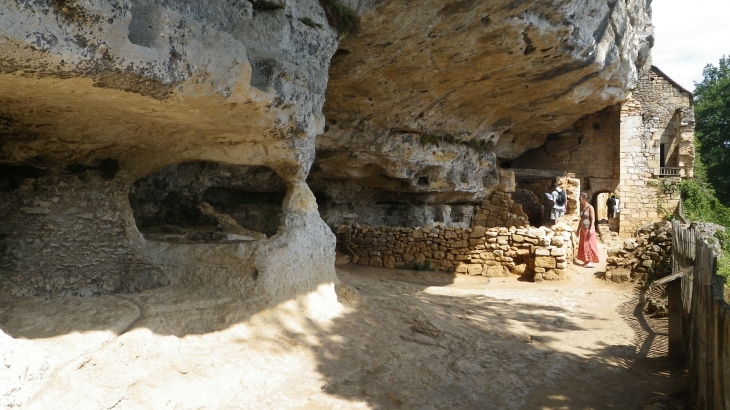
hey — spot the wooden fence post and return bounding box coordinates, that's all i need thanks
[668,279,683,361]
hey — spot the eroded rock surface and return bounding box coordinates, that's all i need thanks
[0,0,339,297]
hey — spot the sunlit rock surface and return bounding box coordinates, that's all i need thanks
[0,0,339,297]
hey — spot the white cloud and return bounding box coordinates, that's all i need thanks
[651,0,730,91]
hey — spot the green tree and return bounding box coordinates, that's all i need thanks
[694,55,730,205]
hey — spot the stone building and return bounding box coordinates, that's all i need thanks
[617,66,695,234]
[510,65,695,236]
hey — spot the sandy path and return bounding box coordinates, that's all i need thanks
[1,248,686,409]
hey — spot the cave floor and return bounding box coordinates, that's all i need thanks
[1,248,687,409]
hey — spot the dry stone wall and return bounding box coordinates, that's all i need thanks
[337,190,574,282]
[472,190,530,229]
[339,223,574,282]
[606,221,724,283]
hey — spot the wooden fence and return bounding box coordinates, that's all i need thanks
[670,220,730,409]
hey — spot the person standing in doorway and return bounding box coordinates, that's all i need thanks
[575,192,599,268]
[549,182,566,222]
[606,194,619,219]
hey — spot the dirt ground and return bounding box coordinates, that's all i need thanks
[1,246,688,409]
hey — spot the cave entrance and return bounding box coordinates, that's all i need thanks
[129,162,286,243]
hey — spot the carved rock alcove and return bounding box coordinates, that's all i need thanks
[130,162,287,243]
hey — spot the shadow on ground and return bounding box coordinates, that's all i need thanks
[0,264,688,409]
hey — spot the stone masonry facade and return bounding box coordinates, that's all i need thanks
[511,105,621,203]
[616,66,693,234]
[510,65,694,237]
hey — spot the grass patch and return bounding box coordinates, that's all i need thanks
[421,132,455,145]
[300,17,323,29]
[463,139,495,152]
[420,132,494,153]
[319,0,359,36]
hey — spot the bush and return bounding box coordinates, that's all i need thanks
[678,178,730,281]
[678,179,730,227]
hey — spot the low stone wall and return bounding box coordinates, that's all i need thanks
[337,224,575,282]
[606,221,725,283]
[472,190,530,228]
[606,222,672,283]
[512,188,544,226]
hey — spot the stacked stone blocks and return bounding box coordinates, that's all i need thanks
[472,190,530,228]
[605,221,674,283]
[339,223,574,282]
[617,67,695,235]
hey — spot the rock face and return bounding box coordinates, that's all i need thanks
[0,0,655,295]
[0,0,339,297]
[314,0,653,226]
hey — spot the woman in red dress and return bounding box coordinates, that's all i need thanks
[575,192,599,268]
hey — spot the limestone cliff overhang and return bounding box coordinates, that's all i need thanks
[321,0,654,163]
[0,0,338,180]
[308,0,653,222]
[0,0,341,298]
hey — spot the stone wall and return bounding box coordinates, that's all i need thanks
[512,189,544,226]
[605,222,672,283]
[635,67,696,178]
[0,170,336,298]
[471,190,530,229]
[606,221,725,283]
[337,188,574,282]
[511,106,621,199]
[338,223,574,282]
[616,66,694,235]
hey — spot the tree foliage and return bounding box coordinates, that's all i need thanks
[678,174,730,280]
[694,55,730,205]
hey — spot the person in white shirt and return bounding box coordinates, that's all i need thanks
[549,182,566,221]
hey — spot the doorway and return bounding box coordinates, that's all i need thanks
[592,191,619,232]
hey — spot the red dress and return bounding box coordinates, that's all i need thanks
[577,206,600,263]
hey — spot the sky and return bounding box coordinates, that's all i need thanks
[650,0,730,92]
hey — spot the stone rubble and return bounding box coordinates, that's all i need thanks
[605,222,672,283]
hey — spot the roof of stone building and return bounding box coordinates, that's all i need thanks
[650,65,694,98]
